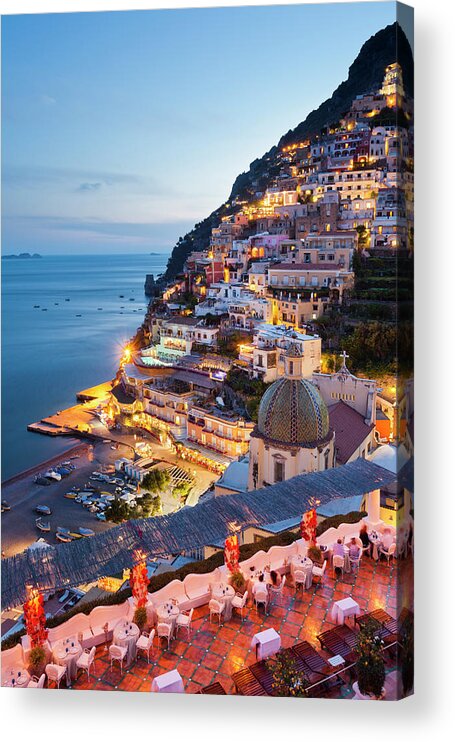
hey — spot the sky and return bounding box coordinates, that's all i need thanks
[2,2,399,255]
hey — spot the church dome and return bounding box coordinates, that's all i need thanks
[257,377,330,446]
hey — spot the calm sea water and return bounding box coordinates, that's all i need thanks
[1,253,168,480]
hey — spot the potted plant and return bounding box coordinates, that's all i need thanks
[266,650,308,698]
[28,645,47,678]
[307,545,324,565]
[354,620,386,699]
[133,606,147,631]
[229,570,246,594]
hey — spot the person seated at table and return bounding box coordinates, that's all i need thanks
[333,539,345,558]
[359,524,370,549]
[381,528,394,551]
[252,574,268,596]
[270,570,281,588]
[348,538,361,559]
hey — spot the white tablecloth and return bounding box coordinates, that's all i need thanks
[289,555,314,588]
[2,667,30,688]
[369,532,382,561]
[211,584,235,620]
[53,640,82,681]
[113,621,140,666]
[156,603,180,637]
[151,669,185,693]
[331,597,360,625]
[251,628,281,660]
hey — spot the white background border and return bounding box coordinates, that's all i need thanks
[0,0,452,739]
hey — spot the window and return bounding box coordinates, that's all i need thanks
[311,276,318,286]
[274,460,285,483]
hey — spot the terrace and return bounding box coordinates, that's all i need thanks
[3,545,412,698]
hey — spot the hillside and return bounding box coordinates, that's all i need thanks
[163,21,413,281]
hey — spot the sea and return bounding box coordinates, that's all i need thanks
[1,252,168,481]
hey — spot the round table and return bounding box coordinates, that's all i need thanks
[113,621,140,666]
[53,639,82,682]
[211,584,235,620]
[289,555,314,588]
[156,603,180,637]
[369,532,382,561]
[2,667,30,688]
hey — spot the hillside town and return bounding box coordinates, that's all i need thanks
[2,59,414,699]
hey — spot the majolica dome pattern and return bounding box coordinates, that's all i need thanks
[257,377,329,445]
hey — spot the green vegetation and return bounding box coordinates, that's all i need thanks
[28,646,46,675]
[225,367,269,422]
[133,606,147,631]
[172,481,192,504]
[218,331,253,359]
[342,321,413,376]
[267,650,308,697]
[142,468,171,494]
[105,493,162,523]
[229,570,247,593]
[355,620,386,698]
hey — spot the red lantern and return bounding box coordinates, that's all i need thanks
[129,551,149,608]
[23,586,48,649]
[224,534,240,574]
[300,508,317,546]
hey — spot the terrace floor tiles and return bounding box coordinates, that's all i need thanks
[192,666,216,687]
[118,673,143,693]
[203,651,224,671]
[177,658,198,680]
[211,638,231,657]
[184,644,208,664]
[192,631,215,648]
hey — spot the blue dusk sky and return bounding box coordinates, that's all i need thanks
[2,3,399,255]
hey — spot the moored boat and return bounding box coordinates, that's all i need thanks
[36,518,51,532]
[44,469,61,481]
[64,492,77,499]
[35,504,51,515]
[78,527,95,537]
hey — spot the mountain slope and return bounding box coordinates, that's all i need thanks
[163,21,413,281]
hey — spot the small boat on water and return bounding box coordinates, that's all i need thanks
[68,531,83,540]
[36,518,50,532]
[129,297,135,301]
[76,314,82,317]
[97,307,103,310]
[34,305,40,308]
[42,308,48,311]
[36,505,51,515]
[65,298,70,301]
[78,527,95,537]
[44,470,61,481]
[119,295,124,298]
[64,492,77,499]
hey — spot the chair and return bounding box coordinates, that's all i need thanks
[209,599,224,624]
[27,673,46,688]
[175,609,194,638]
[269,575,286,605]
[312,560,326,585]
[349,552,362,572]
[253,589,268,614]
[76,646,96,680]
[109,643,127,671]
[156,622,172,649]
[136,629,156,662]
[332,554,344,578]
[231,591,248,620]
[379,543,397,564]
[45,663,67,689]
[294,569,307,593]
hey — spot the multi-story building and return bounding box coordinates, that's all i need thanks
[187,403,254,459]
[370,187,407,248]
[238,324,321,382]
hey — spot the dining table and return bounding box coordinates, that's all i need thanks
[1,666,30,688]
[53,638,83,682]
[211,583,235,620]
[151,669,185,693]
[289,555,314,588]
[331,597,360,625]
[369,531,382,561]
[156,602,180,637]
[113,621,140,666]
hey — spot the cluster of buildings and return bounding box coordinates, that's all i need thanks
[104,62,412,495]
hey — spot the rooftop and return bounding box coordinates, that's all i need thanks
[328,401,374,465]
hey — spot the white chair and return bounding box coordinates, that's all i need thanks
[45,663,67,689]
[109,644,127,671]
[294,569,307,593]
[136,629,155,663]
[349,553,362,572]
[27,673,46,688]
[270,575,286,605]
[332,554,345,578]
[312,560,327,584]
[175,609,194,638]
[156,622,172,649]
[76,646,96,680]
[209,599,224,624]
[379,543,397,564]
[253,589,268,614]
[231,591,248,620]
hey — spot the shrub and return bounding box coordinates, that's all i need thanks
[229,571,246,594]
[133,606,147,631]
[356,619,386,698]
[266,650,308,697]
[307,545,323,565]
[28,645,46,675]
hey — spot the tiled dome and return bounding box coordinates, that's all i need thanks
[257,377,329,445]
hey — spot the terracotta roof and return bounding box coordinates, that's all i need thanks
[329,401,374,465]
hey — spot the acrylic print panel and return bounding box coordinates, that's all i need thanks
[1,1,413,700]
